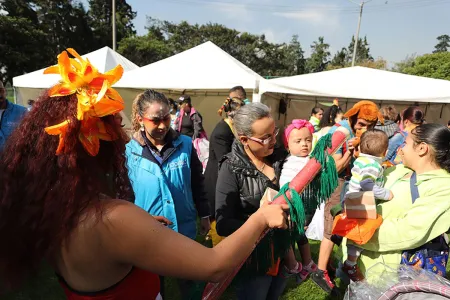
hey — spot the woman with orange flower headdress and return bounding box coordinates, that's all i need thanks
[0,49,289,299]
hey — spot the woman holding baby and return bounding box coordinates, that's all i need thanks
[347,123,450,277]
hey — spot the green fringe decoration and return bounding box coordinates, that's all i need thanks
[303,133,339,215]
[236,133,339,280]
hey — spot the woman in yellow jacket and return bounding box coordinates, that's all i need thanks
[351,123,450,276]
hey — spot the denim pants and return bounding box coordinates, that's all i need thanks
[235,272,287,300]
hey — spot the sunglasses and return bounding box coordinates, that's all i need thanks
[247,128,280,145]
[141,114,171,125]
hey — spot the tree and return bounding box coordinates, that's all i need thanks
[0,0,96,80]
[392,53,417,73]
[330,48,348,68]
[88,0,136,49]
[0,16,50,84]
[118,33,172,66]
[433,34,450,53]
[358,57,387,70]
[347,35,373,64]
[307,37,330,73]
[136,18,294,76]
[403,52,450,80]
[280,35,306,76]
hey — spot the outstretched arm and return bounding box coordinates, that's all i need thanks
[102,200,289,283]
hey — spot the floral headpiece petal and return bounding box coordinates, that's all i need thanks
[44,48,124,156]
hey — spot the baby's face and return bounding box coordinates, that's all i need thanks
[288,128,312,157]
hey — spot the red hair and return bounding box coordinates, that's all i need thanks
[0,92,133,288]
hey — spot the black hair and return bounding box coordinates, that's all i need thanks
[131,89,169,131]
[447,120,450,127]
[411,123,450,173]
[402,106,424,125]
[229,86,247,100]
[311,107,324,116]
[168,98,178,111]
[319,105,343,129]
[218,97,245,118]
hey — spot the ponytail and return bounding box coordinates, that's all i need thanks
[218,97,245,118]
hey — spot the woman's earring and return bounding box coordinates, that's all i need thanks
[140,123,145,131]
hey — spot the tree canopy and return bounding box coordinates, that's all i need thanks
[1,1,447,85]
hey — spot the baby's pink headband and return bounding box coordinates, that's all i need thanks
[283,119,314,147]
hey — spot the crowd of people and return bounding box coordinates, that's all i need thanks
[0,51,450,300]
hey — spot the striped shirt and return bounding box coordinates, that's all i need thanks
[347,153,384,194]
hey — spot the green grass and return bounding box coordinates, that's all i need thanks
[1,240,345,300]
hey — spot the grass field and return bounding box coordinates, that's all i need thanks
[1,240,345,300]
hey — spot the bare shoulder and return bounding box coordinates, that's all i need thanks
[100,199,150,227]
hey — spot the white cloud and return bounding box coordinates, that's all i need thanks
[208,2,252,21]
[274,4,340,28]
[261,29,290,44]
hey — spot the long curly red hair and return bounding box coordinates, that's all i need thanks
[0,92,133,288]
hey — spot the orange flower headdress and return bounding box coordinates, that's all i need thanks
[44,48,124,156]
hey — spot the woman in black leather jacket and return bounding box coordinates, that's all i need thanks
[215,103,288,300]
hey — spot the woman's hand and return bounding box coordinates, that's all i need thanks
[199,217,211,236]
[256,204,290,230]
[153,216,173,226]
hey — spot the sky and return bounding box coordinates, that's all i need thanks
[102,0,450,64]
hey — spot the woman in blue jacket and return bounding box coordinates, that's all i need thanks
[126,89,210,297]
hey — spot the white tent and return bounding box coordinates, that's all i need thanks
[114,41,264,135]
[259,67,450,126]
[13,46,139,106]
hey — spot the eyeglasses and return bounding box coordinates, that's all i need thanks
[247,128,280,145]
[141,114,171,125]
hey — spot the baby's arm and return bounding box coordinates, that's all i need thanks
[360,178,393,201]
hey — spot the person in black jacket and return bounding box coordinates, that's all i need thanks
[215,102,288,300]
[204,86,247,247]
[174,94,205,139]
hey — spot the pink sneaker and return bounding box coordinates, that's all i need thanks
[297,261,318,284]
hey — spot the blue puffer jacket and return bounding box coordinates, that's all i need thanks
[0,100,27,150]
[126,131,198,239]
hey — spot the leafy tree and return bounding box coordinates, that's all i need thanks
[392,53,417,73]
[403,52,450,80]
[433,34,450,53]
[348,35,373,63]
[88,0,136,49]
[281,35,306,76]
[0,0,96,81]
[0,16,50,84]
[137,18,296,76]
[307,36,330,73]
[330,48,348,68]
[118,33,172,66]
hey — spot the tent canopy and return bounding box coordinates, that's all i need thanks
[13,46,139,89]
[114,41,263,91]
[261,67,450,104]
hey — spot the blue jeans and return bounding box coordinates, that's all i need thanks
[236,273,287,300]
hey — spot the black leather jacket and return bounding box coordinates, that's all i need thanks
[215,141,287,237]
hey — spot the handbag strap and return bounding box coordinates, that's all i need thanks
[410,171,419,204]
